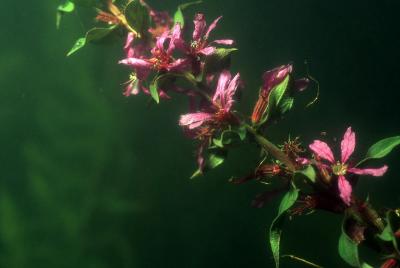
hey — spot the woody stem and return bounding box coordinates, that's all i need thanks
[245,125,296,172]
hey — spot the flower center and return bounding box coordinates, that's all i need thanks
[332,162,348,176]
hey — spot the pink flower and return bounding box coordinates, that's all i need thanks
[179,70,240,131]
[119,24,188,77]
[309,127,388,205]
[182,13,234,57]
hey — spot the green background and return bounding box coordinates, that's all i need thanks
[1,0,400,267]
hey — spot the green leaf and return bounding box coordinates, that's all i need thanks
[149,83,160,104]
[278,96,294,114]
[260,75,290,125]
[209,153,224,169]
[338,218,374,268]
[377,211,400,253]
[67,26,117,56]
[124,0,150,37]
[203,48,238,78]
[56,1,75,29]
[269,186,299,268]
[338,226,360,267]
[173,0,202,27]
[365,136,400,160]
[295,165,316,183]
[190,149,227,179]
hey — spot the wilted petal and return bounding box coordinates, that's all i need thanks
[205,16,222,39]
[294,78,310,92]
[262,64,293,93]
[212,39,234,45]
[341,127,356,163]
[124,32,135,56]
[179,112,213,129]
[338,175,352,205]
[193,13,206,40]
[309,140,335,163]
[348,165,388,177]
[199,46,216,56]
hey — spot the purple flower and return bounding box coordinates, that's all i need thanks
[179,70,240,131]
[309,127,388,205]
[185,13,234,56]
[119,24,189,96]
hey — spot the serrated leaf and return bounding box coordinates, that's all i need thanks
[67,26,116,56]
[124,0,150,37]
[365,136,400,160]
[149,83,160,104]
[173,0,202,27]
[269,186,299,268]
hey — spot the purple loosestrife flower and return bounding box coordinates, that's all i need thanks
[119,23,189,96]
[188,13,234,56]
[309,127,388,205]
[179,70,240,171]
[179,70,240,132]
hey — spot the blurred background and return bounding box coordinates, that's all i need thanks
[1,0,400,267]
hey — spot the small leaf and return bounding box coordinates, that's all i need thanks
[261,75,290,125]
[295,165,316,183]
[338,218,374,268]
[338,226,360,267]
[278,97,294,114]
[124,0,150,36]
[209,153,224,169]
[67,26,117,56]
[269,186,299,268]
[149,83,160,104]
[237,125,247,141]
[173,0,202,27]
[365,136,400,160]
[56,1,75,29]
[203,48,238,77]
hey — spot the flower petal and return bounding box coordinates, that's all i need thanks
[212,70,231,105]
[212,39,234,45]
[205,16,222,39]
[341,127,356,163]
[193,13,206,40]
[262,64,293,93]
[348,165,388,177]
[224,73,240,111]
[338,175,352,205]
[179,112,213,129]
[119,58,153,69]
[199,46,216,56]
[309,140,335,163]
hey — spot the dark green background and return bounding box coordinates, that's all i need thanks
[1,0,400,267]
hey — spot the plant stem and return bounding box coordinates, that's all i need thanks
[245,125,296,172]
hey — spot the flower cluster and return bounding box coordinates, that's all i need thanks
[61,1,400,267]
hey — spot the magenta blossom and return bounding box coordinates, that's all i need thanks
[181,13,234,57]
[119,24,188,87]
[179,70,240,130]
[309,127,388,205]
